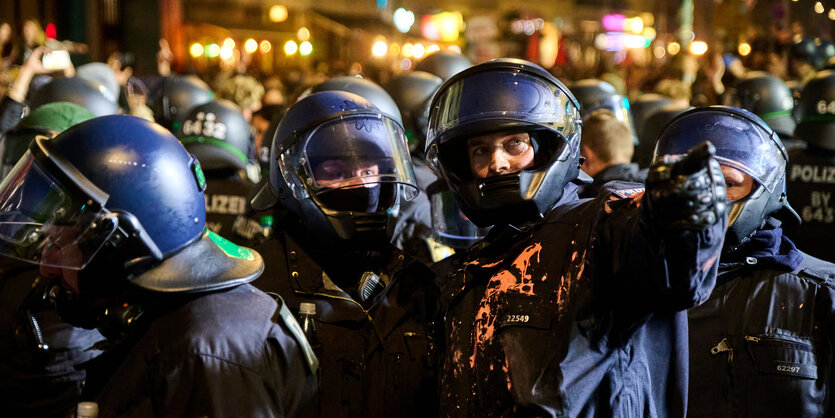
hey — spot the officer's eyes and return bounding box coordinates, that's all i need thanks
[504,138,529,155]
[470,146,489,157]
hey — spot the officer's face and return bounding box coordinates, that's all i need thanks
[467,132,535,179]
[721,165,755,201]
[314,159,381,189]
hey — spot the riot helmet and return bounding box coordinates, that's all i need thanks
[76,62,120,103]
[654,106,799,254]
[571,79,637,145]
[0,115,261,295]
[383,71,444,153]
[252,91,418,247]
[308,76,403,126]
[794,70,835,150]
[415,50,473,81]
[0,102,95,179]
[149,75,214,131]
[637,103,693,167]
[177,99,252,171]
[722,71,796,138]
[28,77,119,117]
[425,58,582,227]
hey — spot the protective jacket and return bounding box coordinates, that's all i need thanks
[688,220,835,417]
[253,230,441,418]
[439,181,725,417]
[0,263,102,417]
[82,284,317,417]
[786,146,835,262]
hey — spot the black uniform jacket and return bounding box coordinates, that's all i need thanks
[83,284,316,417]
[253,231,441,418]
[689,225,835,417]
[439,181,725,417]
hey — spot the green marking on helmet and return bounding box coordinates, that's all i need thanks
[180,136,248,164]
[192,159,207,189]
[760,109,792,120]
[801,114,835,123]
[207,230,255,260]
[260,215,274,227]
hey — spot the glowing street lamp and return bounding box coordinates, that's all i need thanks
[260,40,272,54]
[372,40,388,57]
[245,39,258,54]
[689,41,708,55]
[284,40,298,55]
[190,43,204,57]
[300,41,313,56]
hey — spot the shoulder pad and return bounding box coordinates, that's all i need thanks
[796,252,835,288]
[272,294,319,374]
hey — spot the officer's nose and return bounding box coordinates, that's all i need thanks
[489,149,511,175]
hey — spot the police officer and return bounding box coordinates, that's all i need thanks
[308,75,435,263]
[787,70,835,263]
[251,91,441,418]
[0,102,99,417]
[0,115,316,416]
[653,106,835,417]
[177,99,268,247]
[722,71,801,149]
[425,58,727,416]
[570,78,638,145]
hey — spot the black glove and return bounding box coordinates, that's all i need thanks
[645,141,727,231]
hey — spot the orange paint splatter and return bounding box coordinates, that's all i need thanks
[470,243,543,367]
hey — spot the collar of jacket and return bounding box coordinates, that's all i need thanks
[277,231,428,349]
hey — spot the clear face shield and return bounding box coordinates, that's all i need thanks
[0,150,118,270]
[425,69,582,178]
[653,110,787,226]
[278,114,419,214]
[428,180,490,248]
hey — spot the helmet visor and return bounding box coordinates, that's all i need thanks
[427,69,581,149]
[430,186,489,248]
[279,114,419,203]
[0,152,117,269]
[653,111,786,192]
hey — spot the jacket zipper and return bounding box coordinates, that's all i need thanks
[711,337,735,387]
[744,335,813,349]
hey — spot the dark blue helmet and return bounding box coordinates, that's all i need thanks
[0,115,262,293]
[653,106,799,253]
[425,58,583,227]
[308,76,403,126]
[252,91,418,247]
[177,99,253,171]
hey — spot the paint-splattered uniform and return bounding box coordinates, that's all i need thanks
[439,181,724,417]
